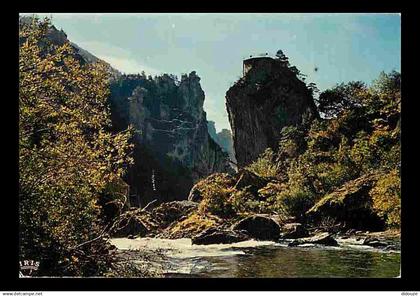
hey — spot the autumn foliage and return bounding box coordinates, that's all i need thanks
[19,17,134,276]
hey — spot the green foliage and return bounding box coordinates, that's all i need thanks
[197,174,236,217]
[317,81,368,118]
[19,17,133,276]
[230,187,265,214]
[276,187,315,219]
[371,70,401,96]
[246,148,279,178]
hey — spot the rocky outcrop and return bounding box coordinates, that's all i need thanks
[226,56,319,166]
[288,232,338,247]
[109,72,233,205]
[112,209,159,238]
[187,183,203,203]
[191,227,249,245]
[280,223,309,239]
[306,173,385,231]
[233,169,273,196]
[113,201,198,238]
[151,200,198,229]
[187,173,236,203]
[231,215,281,241]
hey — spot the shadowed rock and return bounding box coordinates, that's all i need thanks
[151,200,198,229]
[288,232,338,247]
[232,215,281,241]
[192,227,249,245]
[226,56,319,167]
[280,223,309,239]
[306,173,385,231]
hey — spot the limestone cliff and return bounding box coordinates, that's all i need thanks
[207,121,236,164]
[109,72,232,206]
[226,56,319,167]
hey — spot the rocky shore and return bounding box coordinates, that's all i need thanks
[110,185,400,252]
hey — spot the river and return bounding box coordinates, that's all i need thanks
[110,237,400,278]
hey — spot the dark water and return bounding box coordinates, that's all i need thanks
[165,246,400,278]
[111,238,400,278]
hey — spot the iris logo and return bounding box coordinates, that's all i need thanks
[19,260,40,277]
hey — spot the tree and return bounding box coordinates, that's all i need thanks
[371,70,401,95]
[317,81,367,118]
[19,17,133,276]
[307,82,319,96]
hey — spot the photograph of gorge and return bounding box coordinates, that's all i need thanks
[18,13,401,278]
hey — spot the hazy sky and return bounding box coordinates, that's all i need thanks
[22,13,401,132]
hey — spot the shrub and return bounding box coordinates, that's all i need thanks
[168,213,219,238]
[276,186,316,220]
[370,170,401,228]
[197,174,236,217]
[230,187,265,214]
[246,148,279,178]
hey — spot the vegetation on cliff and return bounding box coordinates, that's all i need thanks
[19,17,135,276]
[176,68,400,236]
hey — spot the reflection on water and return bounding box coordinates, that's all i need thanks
[191,246,400,278]
[111,238,400,278]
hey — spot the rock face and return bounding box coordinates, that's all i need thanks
[109,72,233,205]
[21,17,232,206]
[232,215,281,241]
[306,173,385,231]
[233,169,272,196]
[226,56,319,166]
[207,121,237,165]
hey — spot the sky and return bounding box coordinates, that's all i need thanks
[21,13,401,132]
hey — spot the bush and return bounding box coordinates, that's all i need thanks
[246,148,279,178]
[230,187,266,215]
[197,174,236,217]
[276,186,316,220]
[370,170,401,228]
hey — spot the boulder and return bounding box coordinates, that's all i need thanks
[232,215,281,241]
[187,173,237,203]
[187,184,202,202]
[151,200,198,228]
[362,237,389,248]
[280,223,309,239]
[233,169,271,196]
[306,173,385,231]
[191,227,249,245]
[113,215,149,238]
[288,232,338,247]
